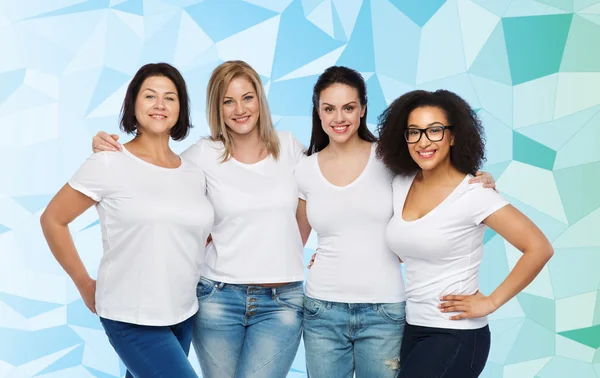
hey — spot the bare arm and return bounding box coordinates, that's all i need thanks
[40,184,98,313]
[92,131,122,152]
[440,205,553,319]
[296,199,311,246]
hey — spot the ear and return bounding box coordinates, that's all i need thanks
[360,104,366,118]
[450,132,455,146]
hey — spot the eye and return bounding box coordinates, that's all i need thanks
[166,97,176,101]
[429,127,442,134]
[223,99,232,105]
[324,107,333,113]
[244,95,254,101]
[145,95,155,99]
[344,106,355,111]
[408,129,420,135]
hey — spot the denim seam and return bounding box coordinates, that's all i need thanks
[106,323,161,377]
[197,283,218,304]
[275,295,304,312]
[245,326,303,378]
[439,341,462,378]
[377,304,406,327]
[197,336,235,378]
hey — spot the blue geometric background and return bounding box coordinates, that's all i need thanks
[1,0,600,377]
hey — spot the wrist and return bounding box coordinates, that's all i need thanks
[73,273,92,289]
[488,293,502,312]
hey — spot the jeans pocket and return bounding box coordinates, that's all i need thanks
[377,302,406,326]
[275,286,304,313]
[196,277,217,304]
[303,296,325,320]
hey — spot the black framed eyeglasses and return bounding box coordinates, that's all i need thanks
[404,125,454,144]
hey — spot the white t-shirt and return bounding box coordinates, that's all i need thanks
[180,131,306,284]
[68,147,214,326]
[386,173,508,330]
[296,144,406,303]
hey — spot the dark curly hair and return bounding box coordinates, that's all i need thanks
[307,66,377,155]
[376,89,485,176]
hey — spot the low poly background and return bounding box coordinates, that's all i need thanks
[1,0,599,377]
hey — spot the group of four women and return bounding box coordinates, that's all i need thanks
[40,60,553,378]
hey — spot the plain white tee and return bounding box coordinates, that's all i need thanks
[181,131,306,284]
[68,147,214,326]
[386,173,508,329]
[296,144,406,303]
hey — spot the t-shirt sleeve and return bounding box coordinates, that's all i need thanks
[180,139,204,165]
[68,152,113,202]
[467,184,510,225]
[290,134,307,164]
[295,158,308,201]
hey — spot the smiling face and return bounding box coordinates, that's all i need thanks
[221,76,260,137]
[134,75,179,136]
[318,83,366,145]
[406,106,454,172]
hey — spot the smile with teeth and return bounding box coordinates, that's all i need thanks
[332,125,349,133]
[150,114,166,120]
[417,150,436,158]
[233,116,250,123]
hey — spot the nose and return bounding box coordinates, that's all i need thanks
[418,131,431,148]
[334,109,344,123]
[153,97,165,109]
[234,101,246,115]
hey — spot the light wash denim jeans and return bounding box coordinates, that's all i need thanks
[192,278,304,378]
[100,315,197,378]
[303,296,406,378]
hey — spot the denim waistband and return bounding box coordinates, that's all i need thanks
[200,277,304,295]
[306,296,405,310]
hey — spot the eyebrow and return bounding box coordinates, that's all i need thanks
[408,122,444,128]
[223,91,255,99]
[142,88,178,96]
[321,101,358,107]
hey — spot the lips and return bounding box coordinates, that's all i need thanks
[150,114,167,120]
[331,125,349,133]
[417,150,436,159]
[233,115,250,124]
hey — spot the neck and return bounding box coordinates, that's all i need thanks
[126,132,173,158]
[326,134,369,156]
[419,158,463,185]
[231,128,264,155]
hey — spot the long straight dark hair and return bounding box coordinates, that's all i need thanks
[307,66,377,156]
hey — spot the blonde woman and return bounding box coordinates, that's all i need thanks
[92,61,306,378]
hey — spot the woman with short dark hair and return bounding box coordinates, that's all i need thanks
[377,90,553,378]
[40,63,212,378]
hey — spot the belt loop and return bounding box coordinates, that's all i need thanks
[373,304,378,311]
[217,282,225,291]
[271,287,277,299]
[326,301,332,310]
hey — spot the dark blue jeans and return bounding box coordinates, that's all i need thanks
[100,316,197,378]
[398,323,490,378]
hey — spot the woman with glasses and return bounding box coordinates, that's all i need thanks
[377,90,553,377]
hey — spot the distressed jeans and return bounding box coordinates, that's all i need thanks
[192,278,303,378]
[303,296,406,378]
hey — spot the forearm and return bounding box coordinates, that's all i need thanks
[40,218,91,288]
[489,243,553,309]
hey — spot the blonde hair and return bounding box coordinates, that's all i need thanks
[206,60,280,161]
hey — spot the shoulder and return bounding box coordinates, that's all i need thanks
[392,173,416,189]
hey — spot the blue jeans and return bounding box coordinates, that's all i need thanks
[303,296,406,378]
[100,316,197,378]
[192,278,304,378]
[398,323,491,378]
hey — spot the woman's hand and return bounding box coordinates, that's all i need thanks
[92,132,121,152]
[469,171,495,190]
[76,277,97,314]
[439,291,497,320]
